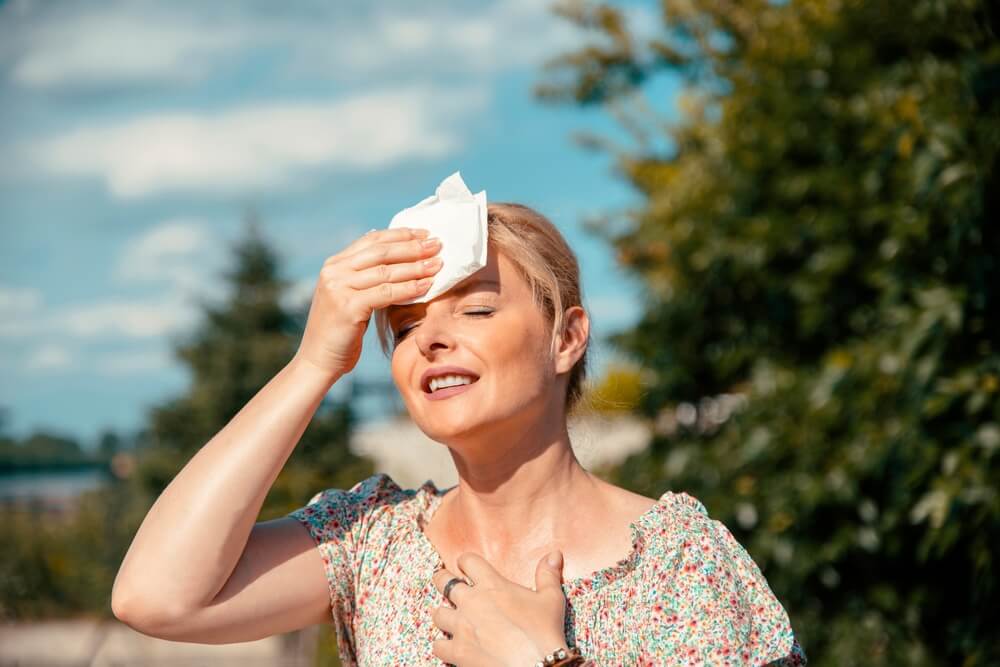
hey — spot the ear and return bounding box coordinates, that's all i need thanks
[554,305,589,375]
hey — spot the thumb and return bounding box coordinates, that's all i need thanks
[535,550,564,592]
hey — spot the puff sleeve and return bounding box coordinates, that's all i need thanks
[645,493,807,666]
[287,473,408,663]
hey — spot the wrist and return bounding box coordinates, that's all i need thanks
[288,354,343,388]
[529,642,587,667]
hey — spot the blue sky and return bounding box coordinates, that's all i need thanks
[0,0,678,445]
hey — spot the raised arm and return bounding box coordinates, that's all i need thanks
[110,226,441,643]
[110,357,341,641]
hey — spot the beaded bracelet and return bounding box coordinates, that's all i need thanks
[534,645,587,666]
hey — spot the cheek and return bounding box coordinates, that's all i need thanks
[488,321,551,385]
[390,347,414,391]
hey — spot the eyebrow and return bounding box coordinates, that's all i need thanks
[388,279,499,321]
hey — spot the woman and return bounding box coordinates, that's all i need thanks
[112,203,807,665]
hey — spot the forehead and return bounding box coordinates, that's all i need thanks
[386,247,524,319]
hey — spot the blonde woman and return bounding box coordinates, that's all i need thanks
[112,203,806,665]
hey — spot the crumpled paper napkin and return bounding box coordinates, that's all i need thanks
[387,171,488,304]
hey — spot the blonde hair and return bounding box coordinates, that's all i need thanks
[374,202,590,411]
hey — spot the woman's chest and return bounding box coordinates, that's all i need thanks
[349,550,651,666]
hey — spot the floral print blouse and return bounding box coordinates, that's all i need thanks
[288,472,807,666]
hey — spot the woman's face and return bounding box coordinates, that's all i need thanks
[387,246,565,444]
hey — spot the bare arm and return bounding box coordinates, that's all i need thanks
[111,226,441,642]
[111,357,341,637]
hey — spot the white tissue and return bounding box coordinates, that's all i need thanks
[387,171,488,304]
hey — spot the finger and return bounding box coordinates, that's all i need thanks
[432,567,474,607]
[432,567,473,600]
[431,637,465,666]
[352,277,433,311]
[455,552,502,589]
[346,255,442,291]
[534,550,564,594]
[343,236,441,272]
[325,227,429,265]
[430,604,461,635]
[333,227,425,262]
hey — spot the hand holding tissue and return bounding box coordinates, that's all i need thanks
[388,172,488,304]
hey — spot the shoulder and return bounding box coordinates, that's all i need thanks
[302,471,412,507]
[591,477,661,526]
[288,472,421,546]
[641,491,805,665]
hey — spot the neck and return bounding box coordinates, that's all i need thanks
[440,410,598,562]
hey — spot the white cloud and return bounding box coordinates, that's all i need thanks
[115,218,220,291]
[2,295,196,341]
[29,85,487,198]
[2,0,582,90]
[3,219,235,378]
[25,343,74,371]
[300,1,582,79]
[0,218,223,343]
[57,297,199,339]
[6,291,190,374]
[0,285,43,313]
[0,286,43,311]
[68,218,223,338]
[0,285,44,337]
[2,290,196,380]
[94,348,172,376]
[9,13,249,89]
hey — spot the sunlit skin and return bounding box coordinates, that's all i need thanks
[107,224,650,661]
[388,244,661,663]
[386,244,659,590]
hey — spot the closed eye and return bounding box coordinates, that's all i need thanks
[394,324,416,342]
[393,309,494,343]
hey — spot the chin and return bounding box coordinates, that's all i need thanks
[414,411,486,444]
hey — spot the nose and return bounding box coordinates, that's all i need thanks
[413,305,456,358]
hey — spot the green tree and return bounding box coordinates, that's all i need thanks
[135,212,372,518]
[542,1,999,663]
[0,430,97,470]
[1,214,371,621]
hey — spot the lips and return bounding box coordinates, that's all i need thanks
[420,365,480,394]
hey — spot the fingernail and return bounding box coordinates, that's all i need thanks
[421,237,441,249]
[547,551,562,567]
[417,278,433,289]
[423,257,442,268]
[412,228,430,238]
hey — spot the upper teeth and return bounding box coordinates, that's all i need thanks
[429,375,475,392]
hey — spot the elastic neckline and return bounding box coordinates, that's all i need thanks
[410,479,669,598]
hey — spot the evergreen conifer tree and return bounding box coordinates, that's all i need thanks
[137,213,372,518]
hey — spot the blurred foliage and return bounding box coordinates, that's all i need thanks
[136,215,371,520]
[577,361,646,414]
[314,623,344,667]
[0,478,139,618]
[1,215,371,628]
[544,0,998,664]
[0,427,105,471]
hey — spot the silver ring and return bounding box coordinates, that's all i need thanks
[442,576,471,604]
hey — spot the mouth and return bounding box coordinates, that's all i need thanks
[420,364,479,394]
[423,380,478,401]
[421,368,480,399]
